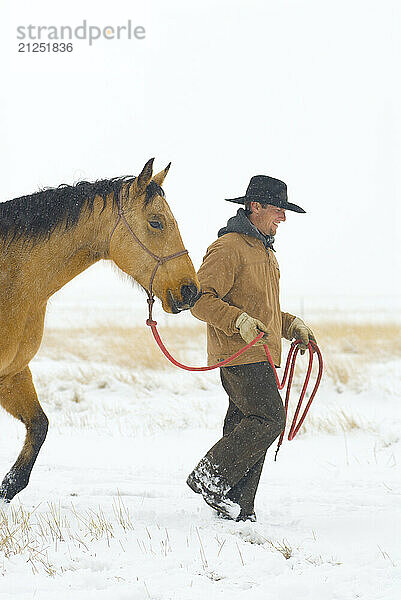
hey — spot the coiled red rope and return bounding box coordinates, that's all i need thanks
[146,318,323,456]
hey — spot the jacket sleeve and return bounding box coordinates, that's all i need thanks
[190,238,243,336]
[281,311,296,339]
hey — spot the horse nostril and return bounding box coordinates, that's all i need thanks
[181,283,201,307]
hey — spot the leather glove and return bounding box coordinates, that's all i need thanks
[236,312,269,346]
[287,317,317,354]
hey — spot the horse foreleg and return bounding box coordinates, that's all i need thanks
[0,367,48,502]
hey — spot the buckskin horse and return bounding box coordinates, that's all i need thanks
[0,158,200,503]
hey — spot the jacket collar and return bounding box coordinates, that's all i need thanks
[218,208,275,250]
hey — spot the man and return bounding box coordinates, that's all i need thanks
[187,175,316,522]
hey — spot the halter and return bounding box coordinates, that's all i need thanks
[108,189,189,319]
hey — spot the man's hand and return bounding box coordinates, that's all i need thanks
[287,317,316,354]
[236,312,269,346]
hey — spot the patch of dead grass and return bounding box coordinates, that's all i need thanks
[39,323,206,370]
[310,322,400,392]
[38,321,400,382]
[313,322,401,360]
[0,498,139,576]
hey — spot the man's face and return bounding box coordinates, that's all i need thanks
[249,202,286,236]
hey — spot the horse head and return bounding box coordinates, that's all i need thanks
[109,158,201,313]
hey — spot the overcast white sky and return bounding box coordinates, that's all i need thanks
[1,0,400,307]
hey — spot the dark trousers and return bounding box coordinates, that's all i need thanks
[204,362,285,513]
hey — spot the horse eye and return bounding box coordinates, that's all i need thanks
[149,220,163,230]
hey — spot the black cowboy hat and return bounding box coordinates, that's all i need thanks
[226,175,306,213]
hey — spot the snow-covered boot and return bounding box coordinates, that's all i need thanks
[216,507,257,522]
[236,509,257,522]
[186,457,240,520]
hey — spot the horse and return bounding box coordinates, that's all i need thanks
[0,158,200,503]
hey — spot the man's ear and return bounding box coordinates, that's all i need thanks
[135,158,155,195]
[152,162,171,187]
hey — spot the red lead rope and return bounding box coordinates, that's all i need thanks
[266,338,323,459]
[146,318,323,457]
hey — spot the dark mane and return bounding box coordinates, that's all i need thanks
[0,176,141,246]
[145,180,165,205]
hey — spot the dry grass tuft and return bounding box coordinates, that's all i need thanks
[301,409,369,435]
[0,503,58,576]
[0,497,138,576]
[265,537,294,560]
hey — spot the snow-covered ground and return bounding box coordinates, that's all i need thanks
[1,264,400,599]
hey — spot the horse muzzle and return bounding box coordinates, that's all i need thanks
[167,283,202,313]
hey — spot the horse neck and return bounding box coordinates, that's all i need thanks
[9,201,112,303]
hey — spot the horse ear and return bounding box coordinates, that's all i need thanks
[152,162,171,187]
[136,158,155,194]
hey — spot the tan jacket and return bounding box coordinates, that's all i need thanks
[190,232,295,367]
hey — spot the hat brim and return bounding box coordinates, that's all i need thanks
[225,197,306,214]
